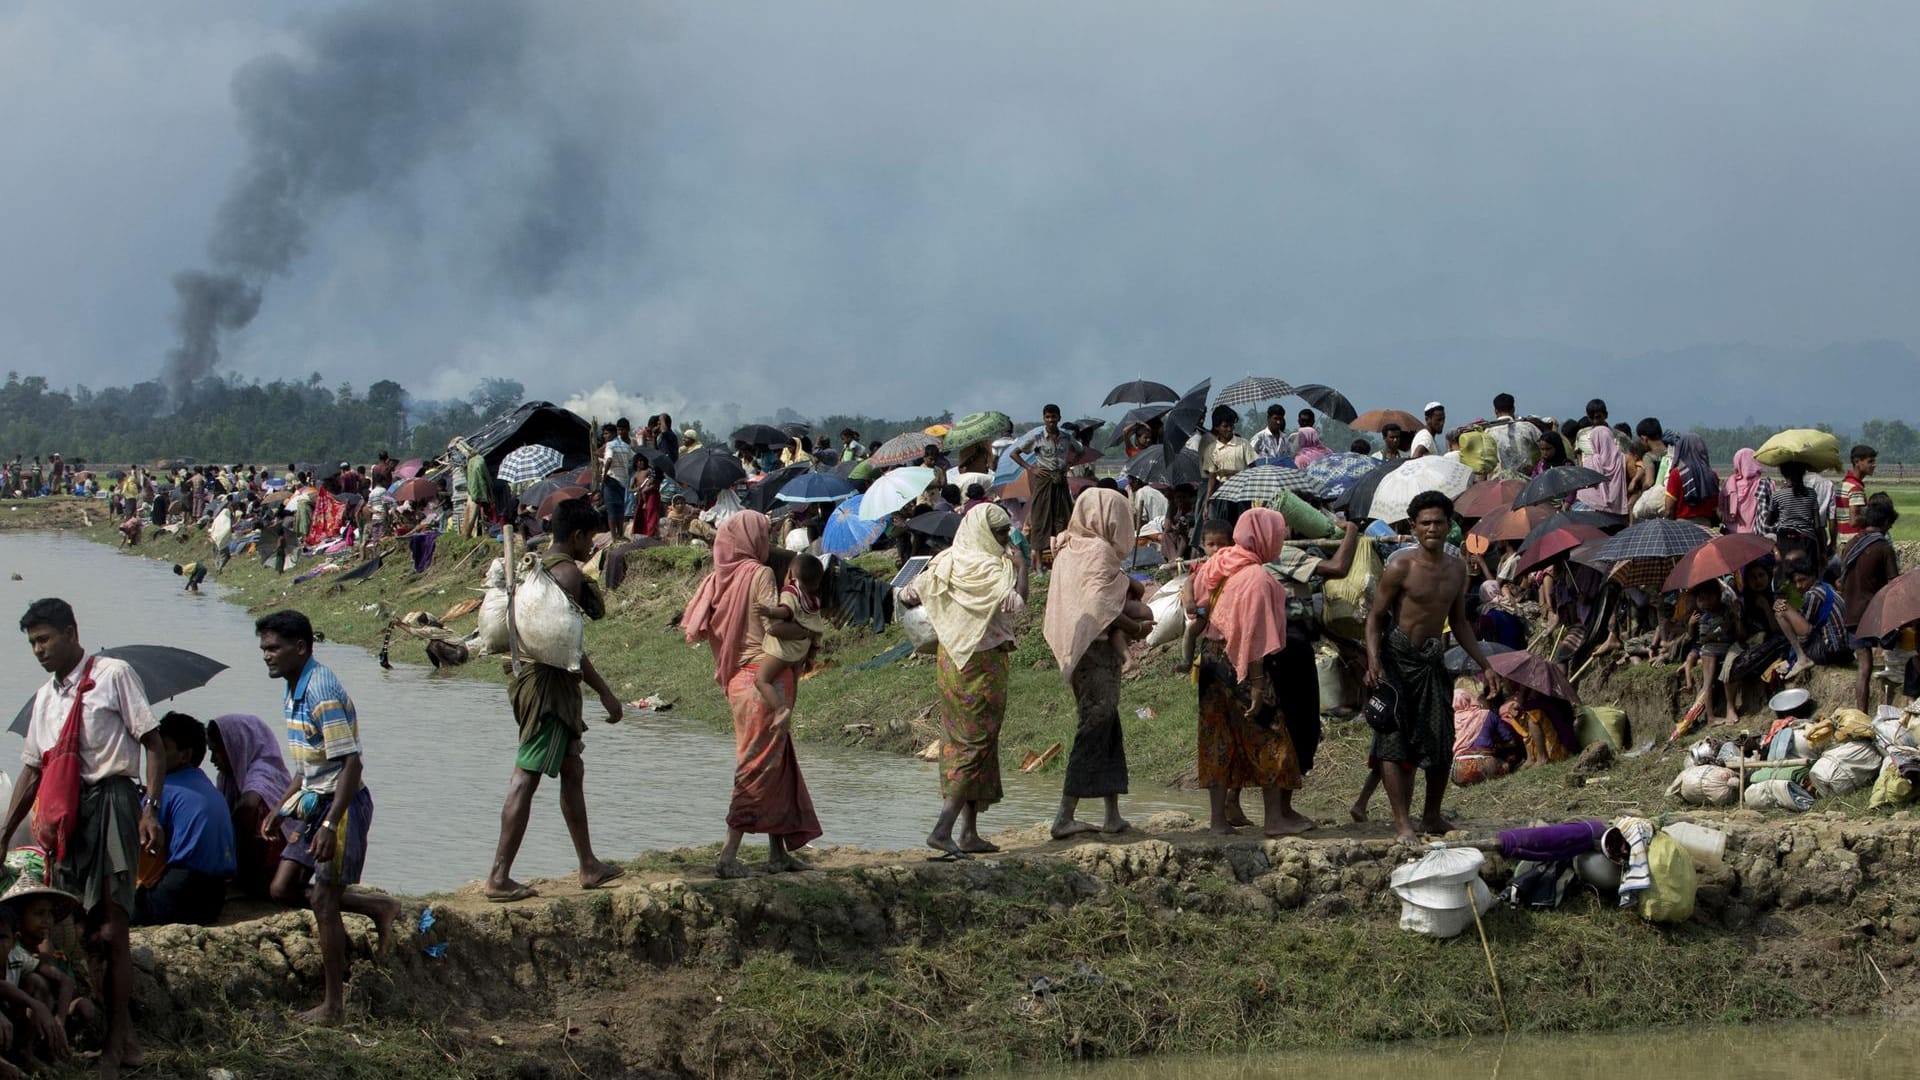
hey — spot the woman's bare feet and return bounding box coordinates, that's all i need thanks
[1207,822,1239,836]
[714,858,754,880]
[294,1003,344,1027]
[1099,817,1132,835]
[1050,818,1100,840]
[1263,814,1316,838]
[1420,813,1456,835]
[1349,800,1369,824]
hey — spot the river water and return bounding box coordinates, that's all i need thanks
[1004,1023,1899,1079]
[0,532,1193,894]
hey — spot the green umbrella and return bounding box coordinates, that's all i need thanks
[944,411,1013,452]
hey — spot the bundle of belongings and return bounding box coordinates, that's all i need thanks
[1489,817,1699,924]
[1390,847,1494,938]
[1667,688,1913,813]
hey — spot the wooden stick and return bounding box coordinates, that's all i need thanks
[1468,883,1510,1034]
[503,528,522,678]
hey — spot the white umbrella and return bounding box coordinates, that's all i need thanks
[1367,457,1474,525]
[857,466,937,520]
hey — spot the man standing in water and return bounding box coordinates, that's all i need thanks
[6,598,167,1073]
[1365,491,1494,847]
[484,499,626,902]
[256,609,400,1025]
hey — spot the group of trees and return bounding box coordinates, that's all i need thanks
[0,371,528,467]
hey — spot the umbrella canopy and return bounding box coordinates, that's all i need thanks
[1592,519,1713,565]
[858,466,938,520]
[392,458,425,480]
[1290,383,1359,424]
[1213,466,1325,504]
[1122,445,1203,488]
[1513,524,1609,576]
[780,422,814,439]
[1366,456,1474,525]
[1520,509,1624,551]
[1162,379,1213,453]
[496,444,566,486]
[536,485,590,520]
[1336,456,1406,518]
[821,493,888,556]
[907,509,962,542]
[1444,641,1516,676]
[1065,417,1107,444]
[945,411,1013,452]
[869,431,943,468]
[1108,404,1173,446]
[745,465,812,513]
[388,477,439,504]
[633,446,674,475]
[12,645,228,736]
[1488,651,1577,702]
[1755,428,1842,472]
[1858,568,1920,641]
[1514,465,1606,508]
[1610,555,1683,593]
[1102,379,1180,407]
[1303,452,1381,500]
[1454,478,1528,519]
[1662,533,1778,593]
[775,472,857,504]
[1349,408,1421,434]
[1214,376,1296,409]
[674,448,748,500]
[1468,503,1553,545]
[517,476,579,512]
[731,424,791,448]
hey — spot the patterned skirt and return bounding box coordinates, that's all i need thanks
[1195,640,1302,791]
[937,645,1011,803]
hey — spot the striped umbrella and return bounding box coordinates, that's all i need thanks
[496,444,565,486]
[1303,452,1381,499]
[869,431,943,468]
[1213,465,1324,504]
[1214,376,1296,408]
[945,411,1013,452]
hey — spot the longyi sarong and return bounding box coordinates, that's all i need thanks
[1064,641,1128,799]
[724,664,823,848]
[1372,627,1453,771]
[937,644,1009,804]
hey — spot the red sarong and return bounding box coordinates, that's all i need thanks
[723,665,822,849]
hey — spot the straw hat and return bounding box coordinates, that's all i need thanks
[0,847,80,920]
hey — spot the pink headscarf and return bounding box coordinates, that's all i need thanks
[1208,508,1291,681]
[1574,425,1627,514]
[683,511,772,684]
[1721,448,1765,534]
[1292,427,1330,468]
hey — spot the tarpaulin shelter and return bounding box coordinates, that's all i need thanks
[460,402,593,477]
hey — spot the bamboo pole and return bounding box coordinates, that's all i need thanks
[1468,883,1510,1034]
[503,527,522,678]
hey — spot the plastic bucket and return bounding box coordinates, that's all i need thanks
[1663,821,1727,865]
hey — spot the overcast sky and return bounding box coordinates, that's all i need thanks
[5,1,1919,426]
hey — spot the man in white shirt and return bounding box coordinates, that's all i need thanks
[1410,402,1446,459]
[1250,405,1293,461]
[599,423,633,540]
[4,598,165,1071]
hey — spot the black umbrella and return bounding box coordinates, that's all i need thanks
[1290,384,1359,424]
[675,448,748,500]
[1102,379,1180,407]
[744,464,811,512]
[1122,445,1202,488]
[731,424,791,448]
[1521,508,1630,550]
[1444,641,1516,676]
[11,645,228,735]
[907,509,961,542]
[1161,379,1213,455]
[1334,456,1407,519]
[1066,417,1107,443]
[1108,403,1173,447]
[1513,465,1606,508]
[633,446,674,475]
[517,476,580,512]
[780,422,814,439]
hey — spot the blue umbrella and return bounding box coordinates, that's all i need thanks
[1303,452,1381,499]
[775,472,856,504]
[822,493,888,557]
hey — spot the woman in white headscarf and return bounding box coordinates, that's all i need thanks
[1043,490,1154,838]
[901,503,1029,858]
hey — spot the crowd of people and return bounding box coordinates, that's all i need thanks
[4,384,1912,1057]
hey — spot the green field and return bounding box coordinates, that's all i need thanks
[1879,478,1920,541]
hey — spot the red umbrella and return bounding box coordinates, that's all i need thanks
[1454,478,1527,519]
[1468,503,1552,544]
[1350,408,1422,434]
[389,477,438,503]
[392,458,425,480]
[1488,650,1577,702]
[1512,524,1608,576]
[1857,569,1920,641]
[537,485,590,521]
[1661,533,1777,593]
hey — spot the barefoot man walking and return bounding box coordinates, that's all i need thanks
[1365,491,1494,847]
[484,498,627,901]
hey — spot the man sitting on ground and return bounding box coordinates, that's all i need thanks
[134,713,236,927]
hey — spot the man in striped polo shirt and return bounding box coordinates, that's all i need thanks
[1836,445,1877,552]
[256,609,399,1026]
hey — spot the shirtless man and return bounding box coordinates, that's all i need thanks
[1364,490,1493,847]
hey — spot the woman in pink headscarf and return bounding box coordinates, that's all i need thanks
[1720,448,1765,534]
[684,511,822,878]
[207,714,292,899]
[1187,507,1313,837]
[1291,427,1331,469]
[1574,423,1628,514]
